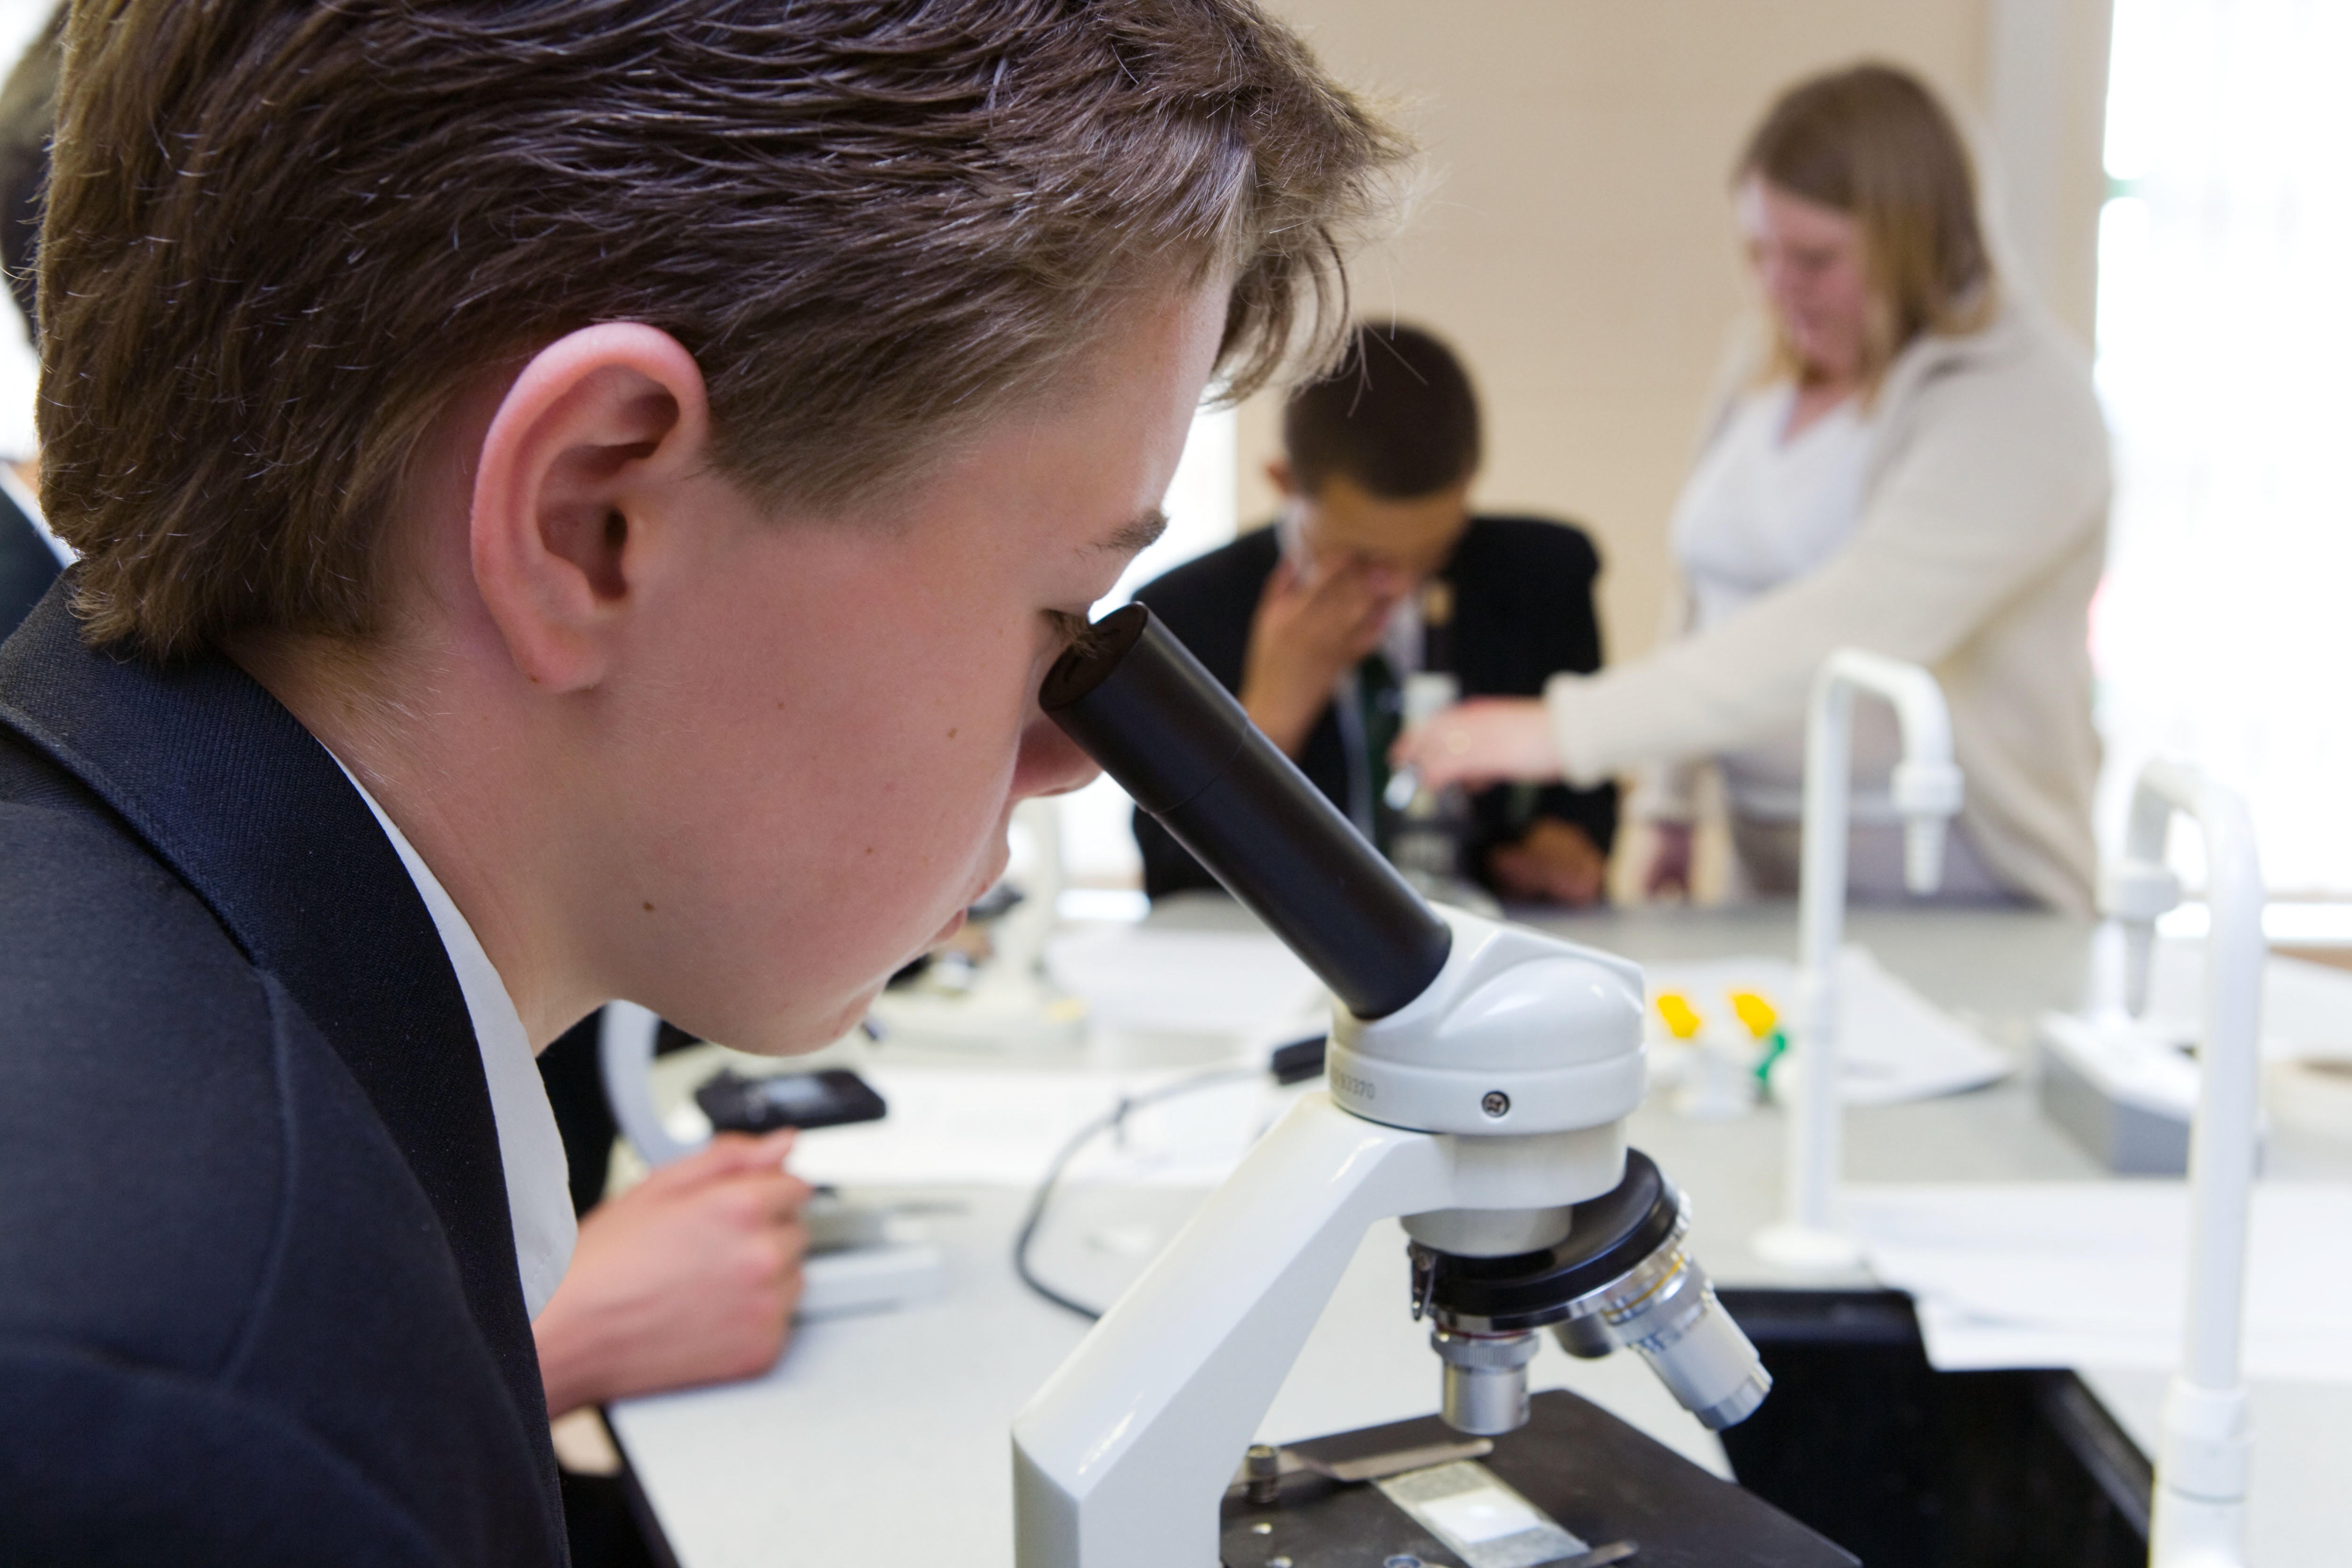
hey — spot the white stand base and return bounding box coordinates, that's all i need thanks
[797,1242,947,1321]
[2149,1484,2247,1568]
[1751,1223,1867,1274]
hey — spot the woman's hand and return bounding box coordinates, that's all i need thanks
[1392,696,1561,791]
[534,1129,810,1418]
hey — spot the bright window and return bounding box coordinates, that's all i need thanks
[2094,0,2352,894]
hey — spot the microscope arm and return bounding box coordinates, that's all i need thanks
[1013,1094,1449,1568]
[2105,761,2262,1568]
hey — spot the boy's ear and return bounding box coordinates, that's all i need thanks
[469,323,713,691]
[1265,457,1299,500]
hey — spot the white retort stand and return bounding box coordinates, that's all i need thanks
[1752,649,1962,1273]
[2105,761,2263,1568]
[1012,907,1656,1568]
[599,999,694,1165]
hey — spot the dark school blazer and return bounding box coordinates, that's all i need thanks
[0,581,566,1566]
[1129,514,1619,900]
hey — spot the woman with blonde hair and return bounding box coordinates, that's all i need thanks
[1399,63,2110,911]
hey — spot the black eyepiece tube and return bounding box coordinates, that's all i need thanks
[1041,604,1452,1020]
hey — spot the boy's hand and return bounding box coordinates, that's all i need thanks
[535,1130,809,1418]
[1239,555,1405,757]
[1486,817,1608,907]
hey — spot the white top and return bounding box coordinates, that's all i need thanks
[1673,384,1875,631]
[336,766,576,1317]
[1542,300,2111,913]
[1667,384,1901,823]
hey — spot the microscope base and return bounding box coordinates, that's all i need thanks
[1219,1389,1855,1568]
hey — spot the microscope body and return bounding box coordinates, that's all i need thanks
[1019,605,1770,1568]
[1012,907,1647,1568]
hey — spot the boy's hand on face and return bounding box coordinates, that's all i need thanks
[1486,817,1609,908]
[534,1130,809,1418]
[1240,554,1406,758]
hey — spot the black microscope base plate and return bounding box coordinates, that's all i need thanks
[1219,1389,1857,1568]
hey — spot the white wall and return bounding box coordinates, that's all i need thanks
[1239,0,2025,665]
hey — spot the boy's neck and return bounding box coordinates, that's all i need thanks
[230,625,587,1050]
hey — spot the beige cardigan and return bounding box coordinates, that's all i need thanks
[1546,301,2112,913]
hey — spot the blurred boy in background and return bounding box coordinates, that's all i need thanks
[1133,323,1617,906]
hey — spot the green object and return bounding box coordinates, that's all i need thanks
[1754,1029,1788,1095]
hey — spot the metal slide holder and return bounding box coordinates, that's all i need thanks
[1012,606,1768,1568]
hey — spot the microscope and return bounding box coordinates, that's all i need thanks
[1012,606,1781,1568]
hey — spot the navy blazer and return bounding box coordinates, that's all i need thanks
[1131,515,1618,900]
[0,583,566,1564]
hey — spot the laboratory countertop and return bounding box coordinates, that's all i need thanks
[607,901,2352,1567]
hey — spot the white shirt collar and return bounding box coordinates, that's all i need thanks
[332,762,577,1317]
[0,464,78,567]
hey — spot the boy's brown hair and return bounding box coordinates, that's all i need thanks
[40,1,1404,656]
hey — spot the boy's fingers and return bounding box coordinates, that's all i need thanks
[713,1168,815,1226]
[707,1128,799,1170]
[644,1127,797,1191]
[1263,555,1303,603]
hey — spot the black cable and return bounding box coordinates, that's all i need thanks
[1013,1062,1281,1321]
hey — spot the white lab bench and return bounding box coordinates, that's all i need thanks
[607,903,2352,1566]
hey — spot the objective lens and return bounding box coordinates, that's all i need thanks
[1583,1249,1769,1431]
[1551,1310,1615,1360]
[1417,1154,1771,1435]
[1431,1328,1540,1436]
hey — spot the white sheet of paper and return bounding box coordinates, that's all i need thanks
[1645,947,2012,1105]
[1043,925,1327,1037]
[2144,939,2352,1063]
[1846,1182,2352,1382]
[783,1065,1298,1189]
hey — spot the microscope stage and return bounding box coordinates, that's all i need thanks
[1220,1390,1855,1568]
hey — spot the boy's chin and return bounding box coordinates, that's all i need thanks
[714,986,884,1058]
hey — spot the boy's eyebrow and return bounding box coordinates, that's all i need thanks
[1097,507,1170,557]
